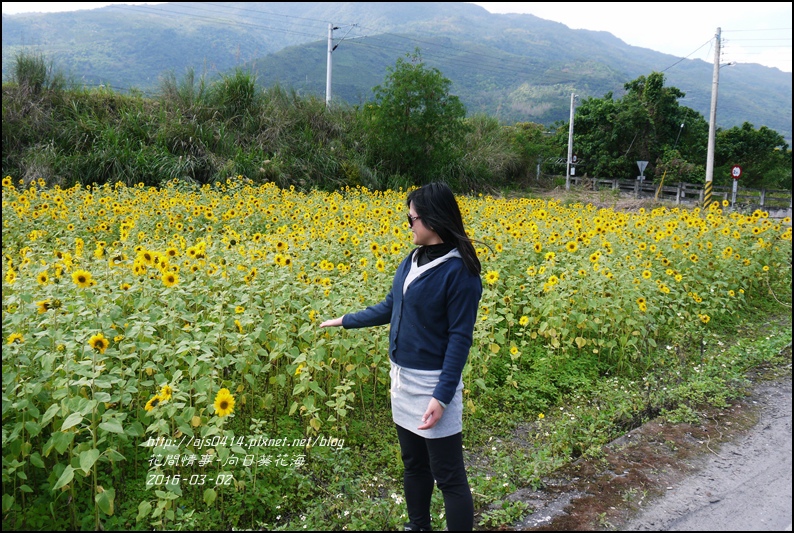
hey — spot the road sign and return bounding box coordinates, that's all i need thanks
[731,165,742,180]
[637,161,648,176]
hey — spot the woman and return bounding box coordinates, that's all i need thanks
[320,182,482,531]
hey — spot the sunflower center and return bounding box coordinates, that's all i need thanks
[220,400,229,410]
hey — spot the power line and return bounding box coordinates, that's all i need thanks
[660,38,714,73]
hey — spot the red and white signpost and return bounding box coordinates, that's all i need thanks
[731,165,742,208]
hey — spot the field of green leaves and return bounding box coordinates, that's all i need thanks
[2,175,791,530]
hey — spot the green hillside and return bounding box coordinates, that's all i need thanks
[2,2,791,140]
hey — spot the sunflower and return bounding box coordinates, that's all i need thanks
[88,333,109,354]
[519,316,529,327]
[484,270,499,285]
[37,299,52,314]
[699,314,711,324]
[72,269,93,288]
[565,241,578,253]
[159,384,173,402]
[213,388,236,417]
[7,332,24,344]
[144,395,161,412]
[161,272,179,288]
[641,270,652,279]
[36,270,49,285]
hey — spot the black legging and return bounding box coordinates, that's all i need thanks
[395,425,474,531]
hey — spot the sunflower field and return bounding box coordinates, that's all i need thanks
[2,175,791,530]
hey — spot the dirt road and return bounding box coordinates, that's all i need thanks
[622,377,792,531]
[508,372,792,531]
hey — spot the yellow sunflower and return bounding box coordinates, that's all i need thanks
[161,272,178,288]
[72,269,94,288]
[213,388,236,417]
[485,270,499,285]
[37,299,52,314]
[159,384,173,402]
[7,332,24,344]
[144,395,161,412]
[88,333,109,353]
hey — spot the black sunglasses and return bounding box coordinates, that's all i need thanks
[407,214,421,227]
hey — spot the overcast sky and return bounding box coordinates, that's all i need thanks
[2,2,791,72]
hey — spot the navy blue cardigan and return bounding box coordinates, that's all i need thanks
[342,249,482,404]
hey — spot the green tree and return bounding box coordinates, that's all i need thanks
[568,72,709,183]
[715,122,791,189]
[363,49,467,185]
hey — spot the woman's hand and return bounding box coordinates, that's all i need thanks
[319,316,344,328]
[418,397,445,430]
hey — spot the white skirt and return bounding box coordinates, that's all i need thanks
[390,360,463,439]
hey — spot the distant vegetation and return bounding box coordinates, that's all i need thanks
[2,51,790,192]
[3,2,791,142]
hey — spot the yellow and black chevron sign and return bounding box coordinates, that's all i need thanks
[704,181,713,209]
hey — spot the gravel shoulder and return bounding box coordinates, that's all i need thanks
[503,357,792,531]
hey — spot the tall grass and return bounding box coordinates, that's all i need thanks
[3,54,540,191]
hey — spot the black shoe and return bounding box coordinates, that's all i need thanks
[404,523,432,531]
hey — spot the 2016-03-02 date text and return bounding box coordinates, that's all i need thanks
[146,473,234,486]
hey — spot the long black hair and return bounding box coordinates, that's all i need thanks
[407,182,482,275]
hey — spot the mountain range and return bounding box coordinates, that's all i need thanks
[2,2,791,142]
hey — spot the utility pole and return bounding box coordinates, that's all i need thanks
[566,93,577,190]
[704,27,721,210]
[325,23,339,107]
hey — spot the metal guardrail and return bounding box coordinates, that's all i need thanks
[567,177,792,217]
